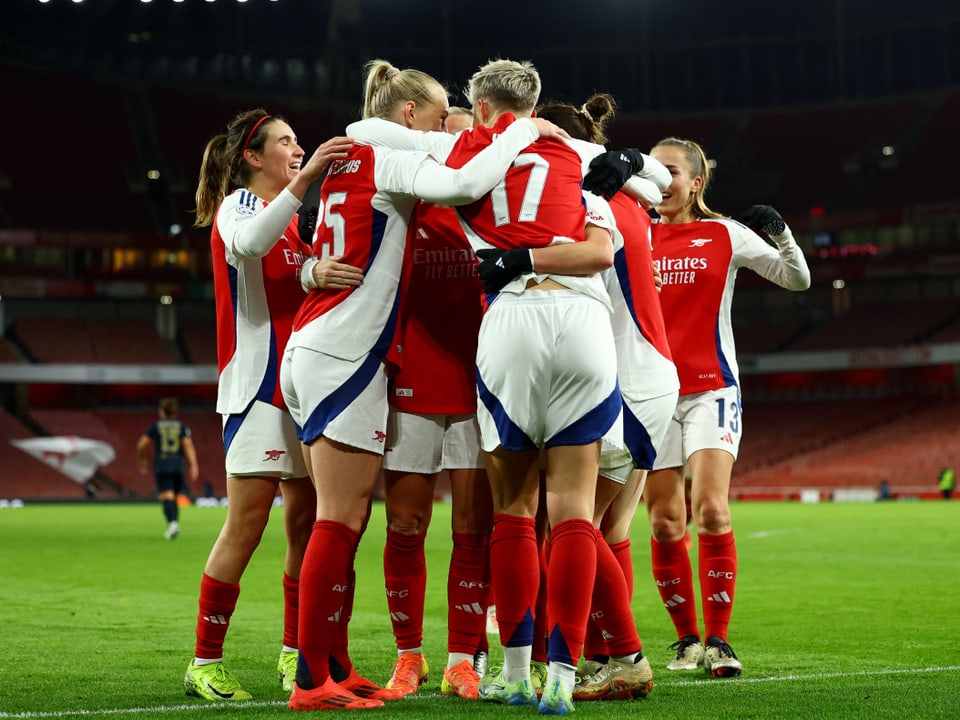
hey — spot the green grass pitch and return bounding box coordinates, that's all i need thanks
[0,499,957,719]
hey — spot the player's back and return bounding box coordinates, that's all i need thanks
[153,418,188,471]
[446,115,586,250]
[608,193,672,360]
[290,143,417,361]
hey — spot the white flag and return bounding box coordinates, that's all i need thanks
[10,436,116,485]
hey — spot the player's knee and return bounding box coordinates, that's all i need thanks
[649,512,686,543]
[388,513,430,535]
[695,500,730,534]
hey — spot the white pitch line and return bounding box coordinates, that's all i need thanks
[670,664,960,686]
[747,528,801,539]
[0,700,288,719]
[2,666,958,719]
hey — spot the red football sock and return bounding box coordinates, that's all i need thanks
[591,530,640,657]
[699,531,737,641]
[531,536,549,662]
[329,564,357,681]
[490,514,539,647]
[545,518,597,666]
[383,527,427,651]
[194,573,240,659]
[297,520,357,689]
[582,615,606,662]
[447,531,490,655]
[609,538,634,599]
[282,573,299,650]
[650,536,700,640]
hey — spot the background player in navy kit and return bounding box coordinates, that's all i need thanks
[645,137,810,678]
[183,108,355,703]
[279,59,568,712]
[136,396,199,540]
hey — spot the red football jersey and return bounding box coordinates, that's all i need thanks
[608,192,673,363]
[445,113,586,251]
[211,188,310,412]
[388,203,482,414]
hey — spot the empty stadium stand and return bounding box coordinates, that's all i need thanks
[0,65,155,233]
[789,299,960,351]
[733,394,959,498]
[13,317,174,364]
[179,318,218,366]
[0,410,91,500]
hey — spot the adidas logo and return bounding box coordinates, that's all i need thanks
[454,602,485,614]
[390,611,411,622]
[201,614,228,625]
[708,591,732,603]
[495,257,505,268]
[328,608,342,622]
[664,594,686,608]
[720,432,734,444]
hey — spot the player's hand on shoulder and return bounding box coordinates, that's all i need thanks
[530,117,570,141]
[738,204,786,236]
[582,148,646,200]
[476,248,533,294]
[303,136,354,181]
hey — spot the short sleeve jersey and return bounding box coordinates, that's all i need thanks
[212,189,309,414]
[388,202,482,414]
[146,418,192,475]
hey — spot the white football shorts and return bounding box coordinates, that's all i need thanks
[476,289,620,452]
[652,385,743,470]
[600,389,679,483]
[280,345,390,454]
[223,399,308,479]
[382,410,484,473]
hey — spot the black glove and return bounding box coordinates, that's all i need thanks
[476,248,533,294]
[297,174,326,243]
[739,204,785,236]
[298,206,319,244]
[582,148,645,200]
